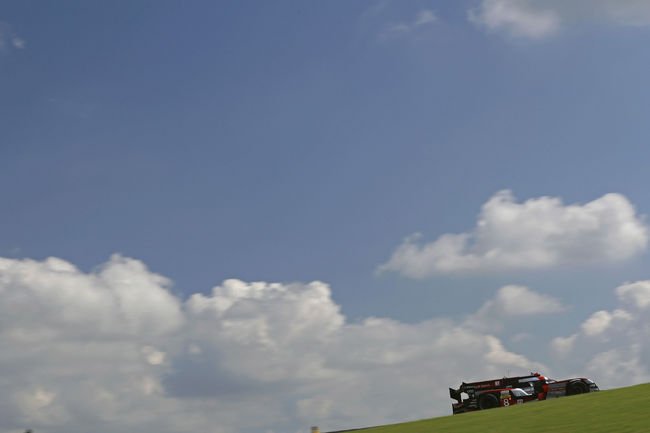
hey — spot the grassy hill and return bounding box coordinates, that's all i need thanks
[342,383,650,433]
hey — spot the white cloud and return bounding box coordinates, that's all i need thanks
[616,280,650,309]
[181,279,543,430]
[469,0,559,39]
[488,284,565,316]
[469,0,650,39]
[0,255,543,433]
[0,255,184,337]
[382,9,437,38]
[580,309,632,336]
[550,280,650,388]
[7,254,650,433]
[468,285,566,332]
[379,190,647,278]
[142,346,167,365]
[0,21,25,52]
[550,333,577,356]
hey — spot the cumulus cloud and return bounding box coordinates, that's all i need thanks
[379,190,647,278]
[616,280,650,309]
[580,309,632,337]
[550,280,650,388]
[467,285,566,332]
[0,255,184,337]
[0,255,544,433]
[469,0,650,39]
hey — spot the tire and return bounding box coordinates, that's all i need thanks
[478,393,500,410]
[568,381,589,395]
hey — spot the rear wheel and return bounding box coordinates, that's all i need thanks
[478,393,499,410]
[568,381,589,395]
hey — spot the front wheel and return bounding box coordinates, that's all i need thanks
[478,393,499,410]
[568,381,589,395]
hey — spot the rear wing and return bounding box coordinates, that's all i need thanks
[449,388,462,403]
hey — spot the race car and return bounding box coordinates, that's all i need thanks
[449,372,599,414]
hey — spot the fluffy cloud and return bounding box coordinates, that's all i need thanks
[0,255,545,433]
[550,280,650,388]
[467,285,566,332]
[6,254,649,433]
[0,257,188,433]
[0,255,184,337]
[379,190,647,278]
[469,0,650,39]
[616,280,650,309]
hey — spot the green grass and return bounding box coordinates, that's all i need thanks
[350,383,650,433]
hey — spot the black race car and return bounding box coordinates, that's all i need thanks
[449,372,599,414]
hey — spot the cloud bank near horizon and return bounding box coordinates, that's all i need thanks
[0,254,647,432]
[0,255,567,433]
[379,191,647,278]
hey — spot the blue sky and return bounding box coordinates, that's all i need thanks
[2,1,650,433]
